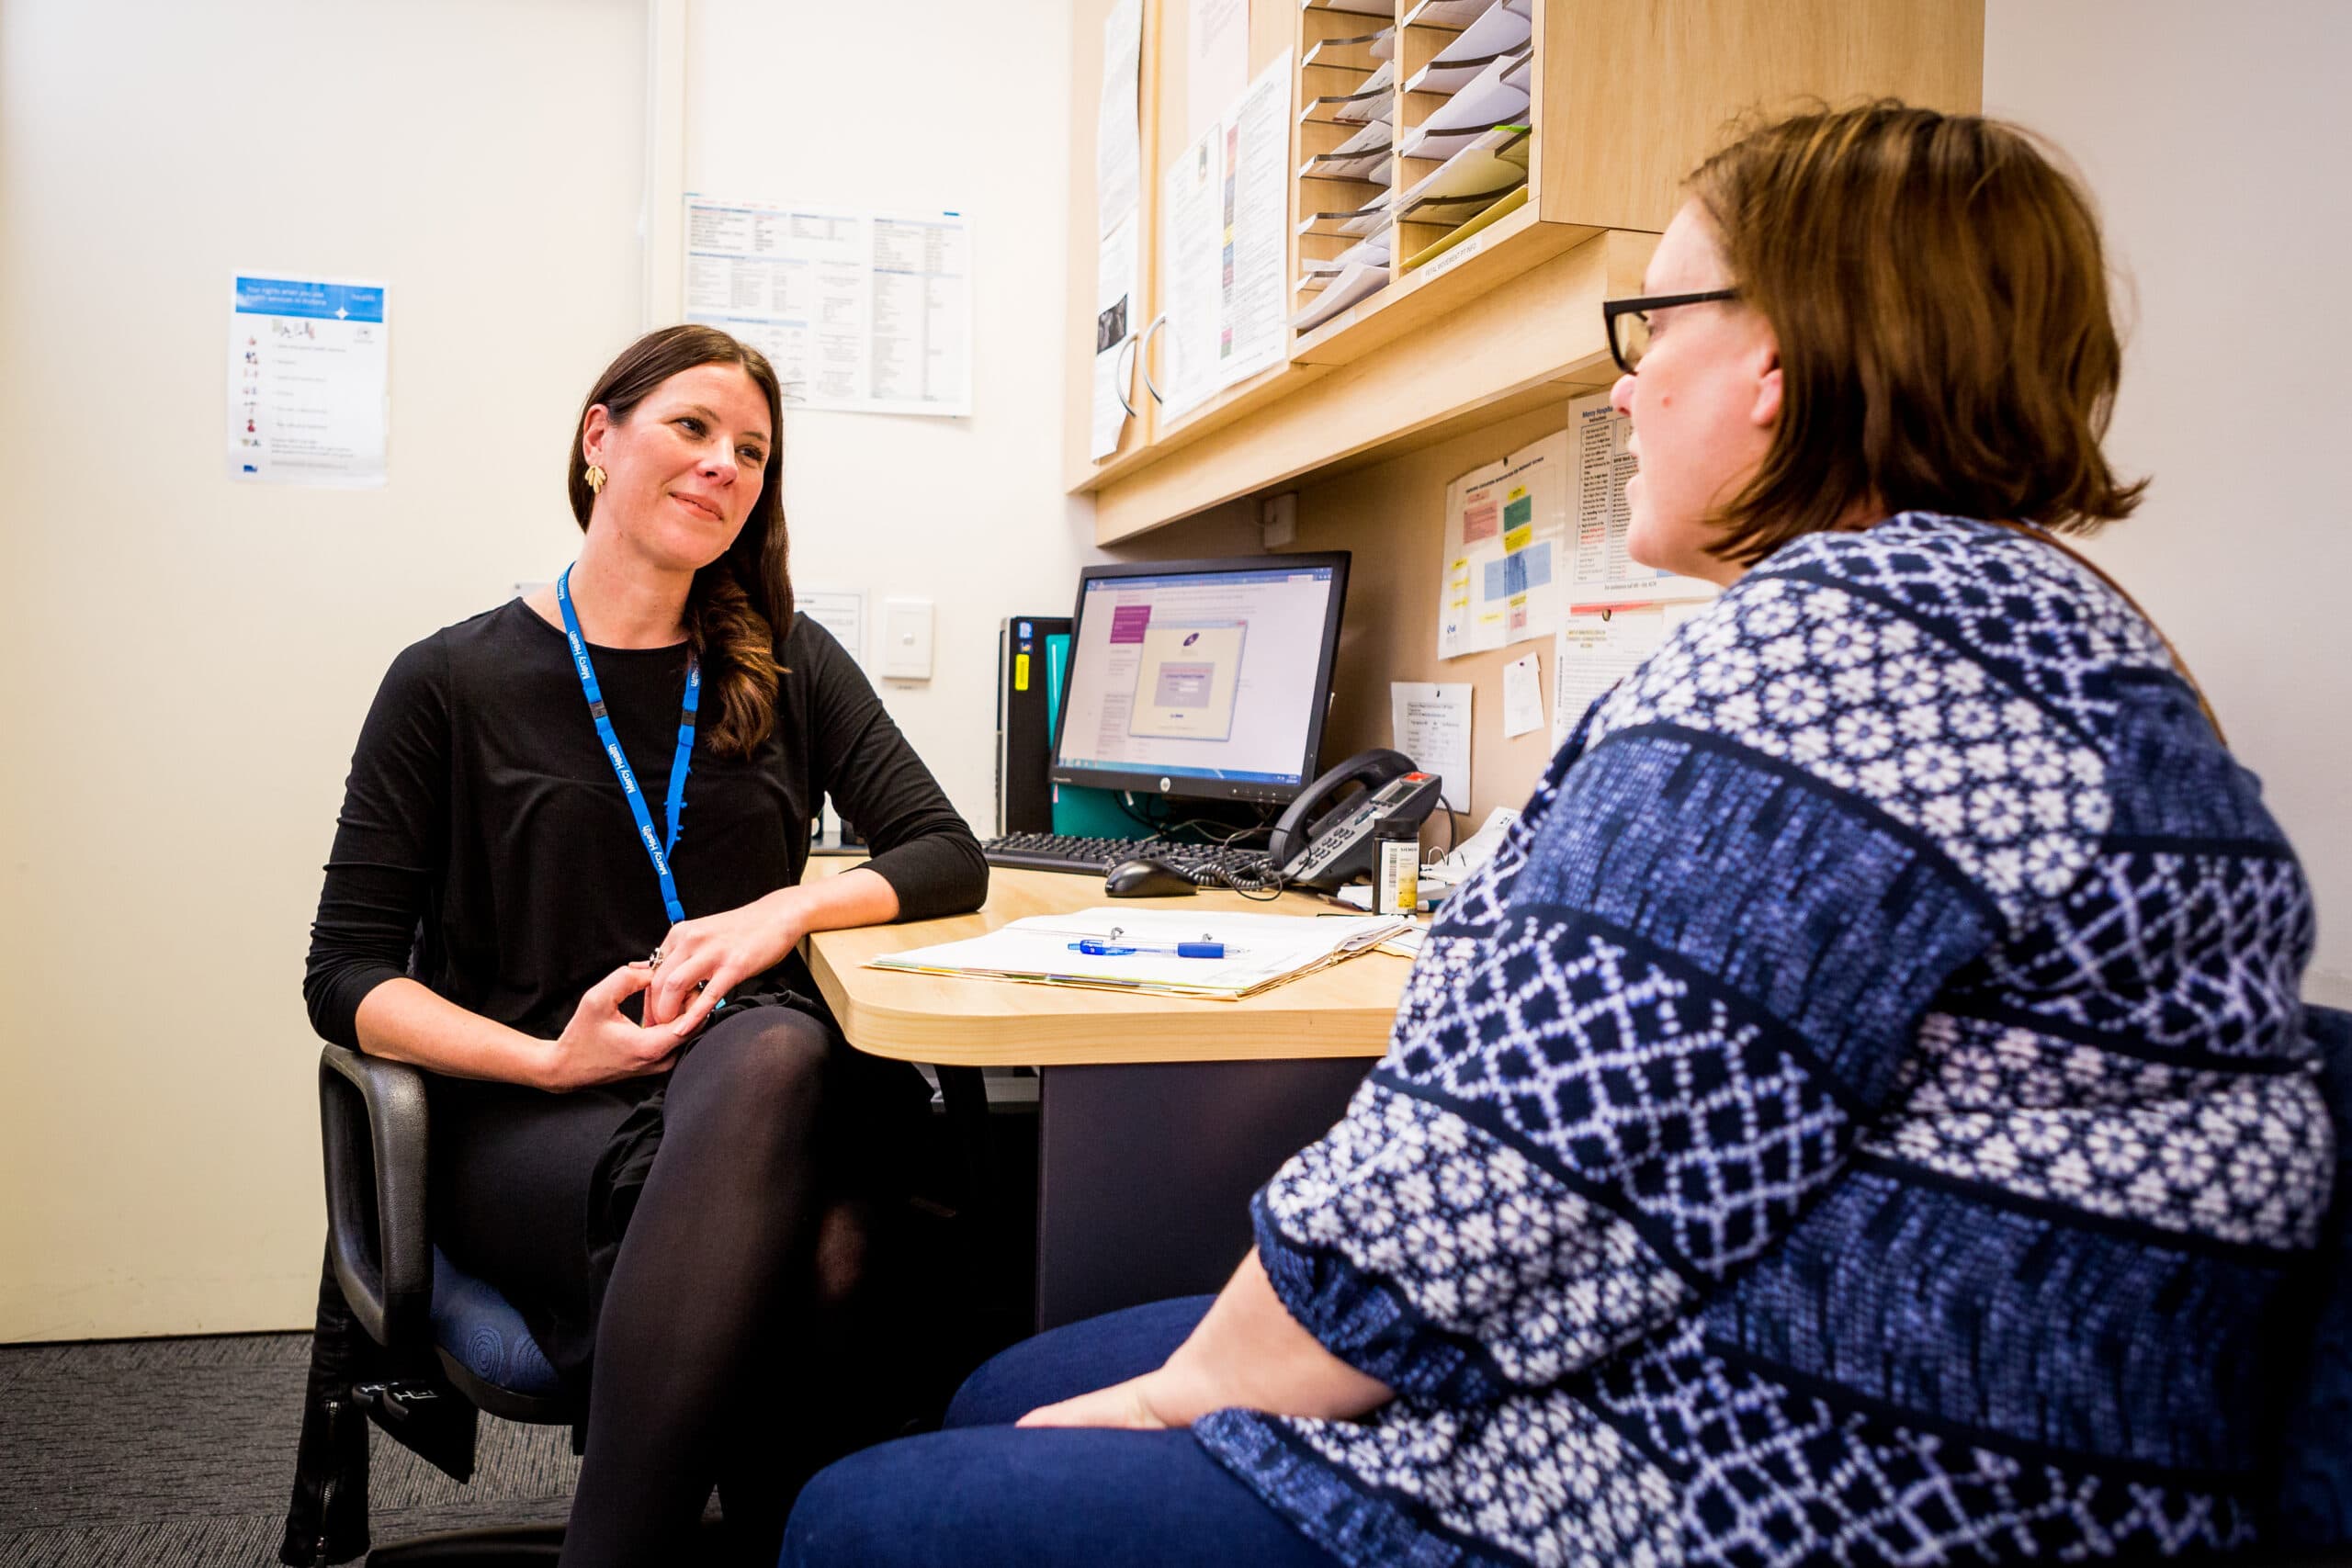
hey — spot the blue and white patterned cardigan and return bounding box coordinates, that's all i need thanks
[1193,513,2329,1566]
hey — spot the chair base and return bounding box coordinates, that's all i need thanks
[364,1517,733,1565]
[366,1523,562,1565]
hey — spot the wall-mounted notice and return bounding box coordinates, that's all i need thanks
[227,276,389,487]
[1216,53,1294,388]
[1565,390,1713,605]
[1391,681,1473,811]
[1436,430,1567,658]
[797,588,866,669]
[684,197,971,418]
[1552,608,1667,750]
[1155,51,1293,422]
[1091,0,1146,458]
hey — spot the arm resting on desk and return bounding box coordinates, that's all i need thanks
[1018,1247,1392,1429]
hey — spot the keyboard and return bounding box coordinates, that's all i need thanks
[981,831,1274,881]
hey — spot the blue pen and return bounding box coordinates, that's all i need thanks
[1070,940,1228,959]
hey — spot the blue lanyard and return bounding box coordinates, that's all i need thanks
[556,564,700,925]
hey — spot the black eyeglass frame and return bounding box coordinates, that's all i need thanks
[1601,288,1740,377]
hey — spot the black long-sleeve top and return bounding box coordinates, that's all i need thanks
[304,600,987,1046]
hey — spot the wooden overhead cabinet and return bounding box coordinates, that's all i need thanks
[1066,0,1983,543]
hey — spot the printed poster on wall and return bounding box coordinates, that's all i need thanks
[227,275,389,487]
[1564,390,1714,606]
[683,197,972,418]
[1435,431,1567,658]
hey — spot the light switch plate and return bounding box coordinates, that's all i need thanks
[879,596,933,680]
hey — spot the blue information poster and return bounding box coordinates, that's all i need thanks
[228,275,389,487]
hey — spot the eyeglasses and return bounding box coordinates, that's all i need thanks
[1601,288,1740,377]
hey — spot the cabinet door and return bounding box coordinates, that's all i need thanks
[1133,0,1317,454]
[1064,0,1162,488]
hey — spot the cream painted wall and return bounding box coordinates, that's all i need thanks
[0,0,651,1340]
[1984,1,2352,1005]
[679,0,1098,832]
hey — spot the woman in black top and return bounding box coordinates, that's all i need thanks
[303,324,986,1565]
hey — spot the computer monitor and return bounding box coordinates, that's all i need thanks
[1049,553,1351,807]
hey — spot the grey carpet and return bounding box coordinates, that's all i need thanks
[0,1332,577,1567]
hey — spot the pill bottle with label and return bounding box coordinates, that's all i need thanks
[1374,818,1420,917]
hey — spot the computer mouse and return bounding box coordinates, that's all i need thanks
[1103,857,1200,897]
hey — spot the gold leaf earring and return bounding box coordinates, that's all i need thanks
[585,463,607,495]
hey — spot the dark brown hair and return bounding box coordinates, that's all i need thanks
[568,324,791,758]
[1687,100,2145,565]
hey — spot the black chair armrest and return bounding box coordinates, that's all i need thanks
[319,1043,433,1353]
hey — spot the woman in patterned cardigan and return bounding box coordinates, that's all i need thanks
[782,103,2329,1567]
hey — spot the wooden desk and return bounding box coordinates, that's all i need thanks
[802,862,1408,1326]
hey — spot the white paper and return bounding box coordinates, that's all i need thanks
[228,276,389,487]
[1391,682,1473,810]
[1565,390,1716,604]
[1401,0,1505,26]
[1098,0,1144,233]
[1291,259,1387,330]
[1159,127,1225,420]
[1502,653,1544,738]
[1436,431,1568,656]
[1090,210,1139,458]
[1663,599,1713,636]
[1218,52,1294,386]
[1404,0,1532,94]
[871,908,1405,1000]
[1397,48,1532,157]
[684,199,970,417]
[797,589,865,668]
[1188,0,1250,141]
[1390,130,1529,222]
[1552,609,1668,749]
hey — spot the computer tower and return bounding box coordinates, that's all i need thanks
[995,615,1069,835]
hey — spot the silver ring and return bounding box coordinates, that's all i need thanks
[646,946,665,971]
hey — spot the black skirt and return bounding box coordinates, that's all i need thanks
[424,988,927,1382]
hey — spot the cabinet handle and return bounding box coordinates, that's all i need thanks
[1138,313,1170,405]
[1114,333,1140,420]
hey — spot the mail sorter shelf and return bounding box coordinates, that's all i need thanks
[1290,0,1539,365]
[1280,0,1986,375]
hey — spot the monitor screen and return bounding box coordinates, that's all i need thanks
[1049,554,1350,806]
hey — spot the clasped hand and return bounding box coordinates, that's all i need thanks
[546,893,804,1089]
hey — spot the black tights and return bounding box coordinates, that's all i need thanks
[432,1005,868,1567]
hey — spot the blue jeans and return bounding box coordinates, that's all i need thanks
[779,1296,1341,1567]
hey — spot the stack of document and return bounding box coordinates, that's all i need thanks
[868,908,1408,1001]
[1299,57,1395,124]
[1402,0,1532,96]
[1294,17,1398,333]
[1396,0,1532,159]
[1294,243,1392,330]
[1393,126,1528,226]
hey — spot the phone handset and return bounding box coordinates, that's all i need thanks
[1269,748,1442,892]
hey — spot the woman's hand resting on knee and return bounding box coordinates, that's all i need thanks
[1018,1250,1391,1430]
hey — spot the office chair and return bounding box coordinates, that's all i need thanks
[296,1043,1004,1566]
[296,1043,589,1565]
